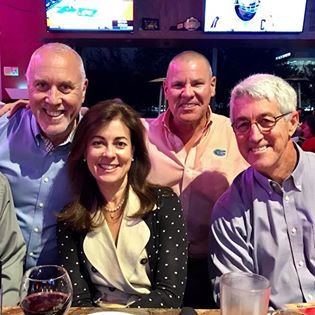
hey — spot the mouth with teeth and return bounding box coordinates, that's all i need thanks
[98,163,119,172]
[180,103,198,110]
[249,145,268,153]
[44,108,65,118]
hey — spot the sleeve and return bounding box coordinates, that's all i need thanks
[209,190,255,306]
[131,188,188,308]
[0,174,26,306]
[57,221,94,307]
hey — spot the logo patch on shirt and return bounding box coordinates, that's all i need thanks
[213,149,227,157]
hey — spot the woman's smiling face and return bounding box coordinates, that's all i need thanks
[85,118,133,192]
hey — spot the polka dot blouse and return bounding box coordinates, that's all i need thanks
[57,187,188,308]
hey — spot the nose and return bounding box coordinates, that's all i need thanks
[103,145,115,158]
[182,84,194,97]
[45,87,62,105]
[248,122,264,141]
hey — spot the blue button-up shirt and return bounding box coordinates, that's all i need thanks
[210,144,315,309]
[0,109,73,270]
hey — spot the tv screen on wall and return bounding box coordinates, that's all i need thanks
[204,0,307,33]
[46,0,134,31]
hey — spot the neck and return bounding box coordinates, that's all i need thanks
[262,141,298,184]
[169,115,208,148]
[99,178,128,208]
[43,121,76,147]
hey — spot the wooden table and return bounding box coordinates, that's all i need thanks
[3,307,220,315]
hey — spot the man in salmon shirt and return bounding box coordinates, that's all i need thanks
[143,51,248,308]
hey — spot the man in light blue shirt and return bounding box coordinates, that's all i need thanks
[0,43,88,270]
[210,73,315,309]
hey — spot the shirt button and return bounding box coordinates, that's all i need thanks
[298,261,304,267]
[33,227,40,233]
[44,177,49,183]
[108,287,116,292]
[140,258,148,265]
[39,202,44,208]
[285,196,289,202]
[29,252,35,257]
[291,227,297,235]
[91,266,98,273]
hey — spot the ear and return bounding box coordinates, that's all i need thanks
[288,110,299,137]
[209,76,217,97]
[163,79,168,99]
[81,79,89,103]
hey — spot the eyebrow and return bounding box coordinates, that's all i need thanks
[235,112,278,120]
[91,135,129,141]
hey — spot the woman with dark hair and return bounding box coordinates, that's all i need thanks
[57,99,187,308]
[301,114,315,153]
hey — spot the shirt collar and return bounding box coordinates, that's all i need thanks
[32,112,81,152]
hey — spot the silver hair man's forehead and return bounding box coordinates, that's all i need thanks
[25,42,86,81]
[229,73,297,120]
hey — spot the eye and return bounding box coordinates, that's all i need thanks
[234,119,251,131]
[59,84,72,93]
[115,141,127,149]
[35,81,48,91]
[171,82,184,89]
[191,81,204,87]
[91,140,104,147]
[258,117,275,128]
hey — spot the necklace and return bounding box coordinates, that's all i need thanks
[103,198,125,220]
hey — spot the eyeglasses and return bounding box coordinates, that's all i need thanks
[232,112,292,135]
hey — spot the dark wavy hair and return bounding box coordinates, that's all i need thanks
[58,99,159,231]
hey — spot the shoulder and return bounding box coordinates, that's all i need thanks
[212,168,253,220]
[0,108,32,131]
[143,113,165,132]
[150,186,183,222]
[153,186,181,206]
[211,112,231,126]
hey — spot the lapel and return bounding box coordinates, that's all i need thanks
[83,187,151,293]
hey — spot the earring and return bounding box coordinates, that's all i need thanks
[83,158,86,162]
[131,158,134,162]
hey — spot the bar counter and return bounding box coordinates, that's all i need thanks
[3,307,220,315]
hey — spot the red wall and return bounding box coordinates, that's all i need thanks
[0,0,45,100]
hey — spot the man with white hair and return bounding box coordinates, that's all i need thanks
[0,43,88,269]
[210,73,315,309]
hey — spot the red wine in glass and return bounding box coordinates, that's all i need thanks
[21,291,71,315]
[20,265,73,315]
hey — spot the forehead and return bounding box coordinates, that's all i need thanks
[94,119,131,138]
[232,95,280,119]
[167,57,210,81]
[28,50,83,83]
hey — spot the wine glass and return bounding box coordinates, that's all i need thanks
[20,265,73,315]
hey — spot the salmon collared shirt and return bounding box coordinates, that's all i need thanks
[143,108,248,258]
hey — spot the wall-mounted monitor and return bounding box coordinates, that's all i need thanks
[204,0,307,33]
[46,0,134,31]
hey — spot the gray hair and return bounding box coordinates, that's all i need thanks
[229,73,297,121]
[25,42,86,82]
[167,50,213,77]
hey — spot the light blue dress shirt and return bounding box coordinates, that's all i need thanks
[210,144,315,310]
[0,109,73,270]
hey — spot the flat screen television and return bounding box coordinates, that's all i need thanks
[46,0,134,31]
[204,0,307,33]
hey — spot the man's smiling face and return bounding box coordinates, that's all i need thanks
[27,48,87,146]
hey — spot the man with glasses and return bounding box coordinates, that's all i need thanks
[209,73,315,309]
